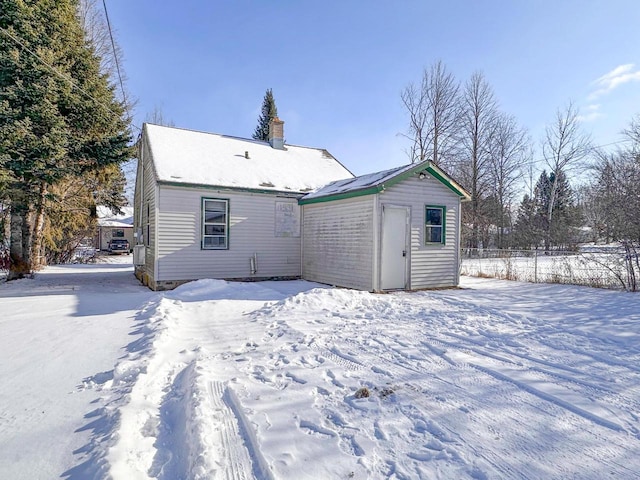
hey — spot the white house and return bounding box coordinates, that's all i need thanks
[133,120,353,290]
[96,205,134,251]
[133,120,470,291]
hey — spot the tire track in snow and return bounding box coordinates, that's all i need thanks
[537,336,640,375]
[429,338,630,435]
[412,339,549,480]
[308,340,364,371]
[440,333,615,393]
[204,380,268,480]
[419,295,640,438]
[419,332,640,479]
[432,330,640,436]
[434,294,640,376]
[468,360,626,432]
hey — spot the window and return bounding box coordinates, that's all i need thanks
[425,206,445,244]
[202,198,229,249]
[112,229,125,238]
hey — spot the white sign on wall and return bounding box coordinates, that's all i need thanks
[275,202,300,237]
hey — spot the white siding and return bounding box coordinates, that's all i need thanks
[133,139,158,281]
[380,175,461,289]
[302,196,375,290]
[156,185,301,281]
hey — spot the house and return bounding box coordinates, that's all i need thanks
[133,120,353,290]
[300,162,470,291]
[96,206,134,251]
[133,120,470,291]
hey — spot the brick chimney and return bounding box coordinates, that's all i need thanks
[268,117,284,149]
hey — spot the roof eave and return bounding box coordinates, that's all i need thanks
[299,185,383,205]
[299,160,472,205]
[423,163,472,201]
[157,179,306,197]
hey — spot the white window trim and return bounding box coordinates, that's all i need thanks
[202,197,229,250]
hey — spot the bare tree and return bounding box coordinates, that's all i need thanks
[120,106,176,204]
[78,0,116,75]
[541,102,591,250]
[77,0,133,108]
[400,60,461,168]
[458,72,499,249]
[587,144,640,290]
[623,115,640,151]
[486,113,530,248]
[145,105,175,127]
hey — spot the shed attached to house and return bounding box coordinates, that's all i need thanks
[133,121,353,290]
[300,161,471,291]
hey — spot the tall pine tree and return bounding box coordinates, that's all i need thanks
[535,170,580,250]
[513,170,580,250]
[513,194,541,249]
[252,88,278,141]
[0,0,131,278]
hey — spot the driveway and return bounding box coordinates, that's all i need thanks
[0,256,155,480]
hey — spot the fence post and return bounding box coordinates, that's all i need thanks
[534,250,538,283]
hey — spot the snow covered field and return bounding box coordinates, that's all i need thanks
[1,260,640,479]
[461,249,636,290]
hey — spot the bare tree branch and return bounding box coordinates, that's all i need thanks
[541,102,591,250]
[400,60,461,167]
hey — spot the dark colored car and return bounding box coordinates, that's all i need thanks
[108,239,130,254]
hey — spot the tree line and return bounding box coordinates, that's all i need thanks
[0,0,131,279]
[401,60,640,254]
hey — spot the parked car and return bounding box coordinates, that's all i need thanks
[108,239,130,254]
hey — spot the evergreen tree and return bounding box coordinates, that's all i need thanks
[512,169,581,250]
[544,170,579,249]
[0,0,131,278]
[522,170,579,250]
[513,194,542,249]
[252,88,278,141]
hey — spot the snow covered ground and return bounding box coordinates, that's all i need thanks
[0,255,154,480]
[461,248,635,290]
[1,260,640,479]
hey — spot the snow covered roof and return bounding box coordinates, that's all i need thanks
[301,163,416,201]
[300,161,471,204]
[97,206,134,227]
[143,123,354,194]
[99,219,133,228]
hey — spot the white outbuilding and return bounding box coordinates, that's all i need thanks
[300,162,471,291]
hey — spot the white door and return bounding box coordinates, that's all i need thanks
[381,206,408,290]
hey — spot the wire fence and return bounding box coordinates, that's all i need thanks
[461,247,640,291]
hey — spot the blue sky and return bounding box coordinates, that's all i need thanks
[107,1,640,176]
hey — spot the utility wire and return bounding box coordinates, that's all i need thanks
[101,0,128,110]
[0,24,141,133]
